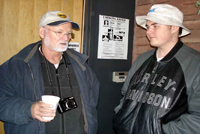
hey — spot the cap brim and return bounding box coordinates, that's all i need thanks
[47,20,80,29]
[136,16,190,37]
[179,26,190,37]
[136,16,148,29]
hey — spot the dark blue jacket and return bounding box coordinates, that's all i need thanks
[0,41,100,134]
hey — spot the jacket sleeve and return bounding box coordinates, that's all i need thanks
[82,63,100,134]
[0,59,34,125]
[163,73,200,134]
[86,64,100,107]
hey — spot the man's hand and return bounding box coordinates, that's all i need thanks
[31,101,56,122]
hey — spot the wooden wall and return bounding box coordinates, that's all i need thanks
[0,0,84,133]
[0,0,84,64]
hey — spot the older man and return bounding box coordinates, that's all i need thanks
[0,11,99,134]
[113,4,200,134]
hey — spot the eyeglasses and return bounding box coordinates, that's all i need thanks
[46,28,74,39]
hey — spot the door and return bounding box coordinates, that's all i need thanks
[83,0,135,133]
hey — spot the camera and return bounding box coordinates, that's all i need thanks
[57,96,78,113]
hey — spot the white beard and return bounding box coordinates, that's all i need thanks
[44,36,69,52]
[54,41,68,52]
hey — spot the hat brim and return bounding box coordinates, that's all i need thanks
[136,16,190,37]
[48,20,80,29]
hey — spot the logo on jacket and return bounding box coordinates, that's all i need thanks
[126,72,177,109]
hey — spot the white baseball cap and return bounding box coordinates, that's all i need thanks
[136,4,190,37]
[39,11,79,29]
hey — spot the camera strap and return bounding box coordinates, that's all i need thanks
[39,47,76,98]
[62,54,73,90]
[39,48,85,133]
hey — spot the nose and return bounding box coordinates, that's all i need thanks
[62,34,71,41]
[146,27,153,34]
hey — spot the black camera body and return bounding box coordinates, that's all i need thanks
[58,96,78,113]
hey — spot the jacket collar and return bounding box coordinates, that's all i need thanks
[24,41,88,71]
[154,39,183,62]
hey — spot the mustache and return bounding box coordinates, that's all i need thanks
[58,41,68,44]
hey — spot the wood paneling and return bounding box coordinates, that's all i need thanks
[0,0,84,133]
[0,0,83,64]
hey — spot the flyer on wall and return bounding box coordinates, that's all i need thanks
[68,42,80,52]
[97,15,129,60]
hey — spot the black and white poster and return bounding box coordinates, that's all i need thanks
[97,15,129,59]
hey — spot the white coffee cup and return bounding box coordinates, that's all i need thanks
[42,95,60,121]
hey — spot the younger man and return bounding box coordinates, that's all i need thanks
[113,4,200,134]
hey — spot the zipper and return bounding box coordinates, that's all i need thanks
[28,63,38,101]
[152,62,159,74]
[129,61,160,134]
[56,69,65,134]
[27,63,42,133]
[140,61,159,105]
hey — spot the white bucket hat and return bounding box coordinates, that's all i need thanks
[136,4,190,37]
[39,11,79,29]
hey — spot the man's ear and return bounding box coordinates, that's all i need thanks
[171,26,180,34]
[39,27,45,39]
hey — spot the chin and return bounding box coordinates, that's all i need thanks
[150,43,158,48]
[54,47,68,52]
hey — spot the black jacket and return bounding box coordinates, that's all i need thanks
[113,40,200,134]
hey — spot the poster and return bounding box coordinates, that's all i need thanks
[68,42,80,52]
[97,15,129,59]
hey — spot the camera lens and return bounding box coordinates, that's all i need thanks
[66,100,76,109]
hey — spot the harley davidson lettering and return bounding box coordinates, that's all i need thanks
[125,72,178,109]
[133,73,177,91]
[126,89,171,109]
